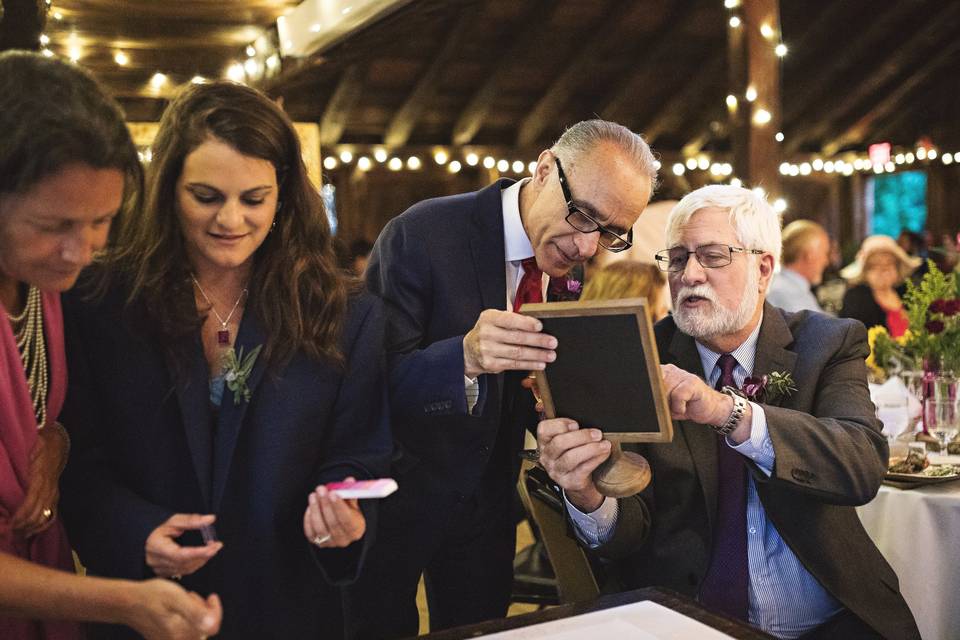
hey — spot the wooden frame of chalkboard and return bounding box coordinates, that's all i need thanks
[522,298,673,444]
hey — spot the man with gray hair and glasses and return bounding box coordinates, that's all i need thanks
[347,120,657,638]
[538,185,919,639]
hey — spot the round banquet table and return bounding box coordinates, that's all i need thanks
[856,473,960,640]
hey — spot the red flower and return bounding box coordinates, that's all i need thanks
[741,376,767,401]
[930,299,948,314]
[929,298,960,316]
[926,319,945,334]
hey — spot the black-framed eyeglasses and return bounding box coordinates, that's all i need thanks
[654,244,765,272]
[555,157,632,253]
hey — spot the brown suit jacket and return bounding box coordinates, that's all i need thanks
[596,303,919,640]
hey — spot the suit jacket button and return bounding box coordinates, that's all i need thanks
[480,445,490,454]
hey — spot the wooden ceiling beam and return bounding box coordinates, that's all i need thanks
[784,1,960,155]
[821,38,960,155]
[50,0,296,21]
[599,0,702,127]
[515,0,647,148]
[640,55,723,145]
[320,63,366,147]
[382,5,479,148]
[46,26,264,49]
[0,0,45,51]
[782,1,913,127]
[450,0,559,147]
[680,108,728,158]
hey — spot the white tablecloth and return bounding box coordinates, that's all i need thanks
[857,477,960,640]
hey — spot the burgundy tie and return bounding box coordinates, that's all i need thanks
[699,353,749,621]
[513,257,543,312]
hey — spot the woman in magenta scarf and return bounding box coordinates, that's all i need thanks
[0,51,220,639]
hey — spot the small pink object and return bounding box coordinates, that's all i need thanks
[326,478,398,499]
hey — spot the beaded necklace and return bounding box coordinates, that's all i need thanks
[5,285,48,427]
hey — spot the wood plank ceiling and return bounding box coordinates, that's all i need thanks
[7,0,960,156]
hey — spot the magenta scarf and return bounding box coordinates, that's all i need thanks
[1,290,82,639]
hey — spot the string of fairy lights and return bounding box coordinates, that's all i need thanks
[37,0,956,193]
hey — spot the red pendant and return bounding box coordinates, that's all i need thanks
[217,330,230,345]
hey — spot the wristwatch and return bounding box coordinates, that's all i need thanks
[713,386,748,436]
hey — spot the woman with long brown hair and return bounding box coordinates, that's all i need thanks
[59,81,391,638]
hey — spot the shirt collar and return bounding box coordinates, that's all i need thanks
[502,178,534,262]
[695,314,763,381]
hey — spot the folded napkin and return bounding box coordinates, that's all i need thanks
[869,375,920,439]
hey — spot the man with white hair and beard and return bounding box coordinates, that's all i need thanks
[537,185,919,639]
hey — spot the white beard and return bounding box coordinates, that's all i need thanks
[672,267,760,340]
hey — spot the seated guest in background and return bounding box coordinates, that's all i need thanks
[348,120,657,638]
[59,81,391,638]
[538,185,919,639]
[0,50,220,639]
[767,220,831,313]
[582,260,669,321]
[839,235,920,337]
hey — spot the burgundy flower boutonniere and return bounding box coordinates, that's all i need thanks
[740,371,796,403]
[548,277,583,302]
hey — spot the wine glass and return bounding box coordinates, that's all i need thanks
[924,399,959,461]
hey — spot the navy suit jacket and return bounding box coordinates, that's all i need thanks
[59,281,392,638]
[366,179,536,498]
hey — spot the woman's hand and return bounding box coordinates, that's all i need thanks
[302,477,366,549]
[145,514,223,579]
[122,579,222,640]
[11,423,70,538]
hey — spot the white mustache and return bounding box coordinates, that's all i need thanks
[677,285,718,306]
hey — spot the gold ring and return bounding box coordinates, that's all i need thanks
[312,534,331,546]
[42,508,52,519]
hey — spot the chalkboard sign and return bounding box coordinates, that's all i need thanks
[522,298,673,443]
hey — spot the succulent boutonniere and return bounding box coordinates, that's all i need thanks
[222,344,263,405]
[741,370,796,403]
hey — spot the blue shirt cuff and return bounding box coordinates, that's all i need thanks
[564,493,619,548]
[729,401,775,476]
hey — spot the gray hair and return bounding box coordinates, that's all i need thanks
[665,185,783,268]
[550,119,659,193]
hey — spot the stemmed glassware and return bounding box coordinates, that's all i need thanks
[924,398,959,461]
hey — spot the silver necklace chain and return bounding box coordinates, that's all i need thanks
[191,275,248,331]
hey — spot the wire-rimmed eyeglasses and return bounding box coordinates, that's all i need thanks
[654,244,765,272]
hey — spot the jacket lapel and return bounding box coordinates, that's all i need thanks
[666,326,719,531]
[166,338,214,509]
[469,179,510,312]
[752,304,797,408]
[211,313,268,511]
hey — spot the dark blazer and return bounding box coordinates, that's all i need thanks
[597,304,919,640]
[839,283,888,331]
[365,178,536,496]
[58,281,392,639]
